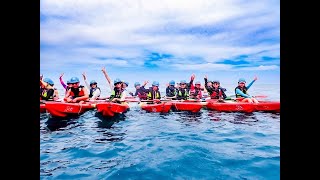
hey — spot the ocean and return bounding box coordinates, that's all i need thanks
[40,84,280,179]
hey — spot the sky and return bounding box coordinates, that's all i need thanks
[40,0,280,90]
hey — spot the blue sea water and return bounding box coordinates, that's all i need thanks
[40,84,280,180]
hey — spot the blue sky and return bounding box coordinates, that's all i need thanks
[40,0,279,89]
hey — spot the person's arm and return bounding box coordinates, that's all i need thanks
[120,90,127,101]
[82,72,90,90]
[235,89,251,98]
[59,73,67,89]
[40,80,48,87]
[204,75,209,89]
[91,89,101,100]
[166,87,171,96]
[101,67,113,91]
[247,77,257,90]
[73,88,89,102]
[221,90,227,99]
[54,89,59,100]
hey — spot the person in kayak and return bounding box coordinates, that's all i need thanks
[176,74,194,100]
[40,78,59,101]
[122,81,134,97]
[132,81,149,100]
[235,77,259,103]
[166,80,178,99]
[146,81,161,103]
[189,75,203,100]
[109,78,126,103]
[204,75,227,100]
[82,72,101,100]
[64,77,89,103]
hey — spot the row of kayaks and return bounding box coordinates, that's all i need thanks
[40,99,280,118]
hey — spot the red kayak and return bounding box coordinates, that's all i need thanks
[95,102,129,117]
[206,100,256,113]
[171,101,203,113]
[254,101,280,112]
[40,104,46,113]
[45,102,96,117]
[140,102,172,113]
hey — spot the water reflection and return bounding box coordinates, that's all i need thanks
[230,113,258,125]
[173,111,202,125]
[45,117,81,131]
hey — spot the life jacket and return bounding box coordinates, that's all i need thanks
[177,88,189,99]
[210,88,223,99]
[147,90,161,100]
[235,86,248,98]
[69,85,85,98]
[137,92,147,100]
[89,87,101,98]
[166,86,177,97]
[190,88,202,99]
[109,87,123,101]
[40,87,54,100]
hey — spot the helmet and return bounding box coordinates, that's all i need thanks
[114,78,122,85]
[43,78,54,86]
[134,82,140,87]
[195,81,201,85]
[124,81,129,86]
[180,80,187,84]
[69,77,80,83]
[212,80,220,84]
[238,78,246,83]
[152,81,159,87]
[90,80,97,85]
[169,80,175,86]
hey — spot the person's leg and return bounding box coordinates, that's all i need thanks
[242,98,253,103]
[252,98,259,103]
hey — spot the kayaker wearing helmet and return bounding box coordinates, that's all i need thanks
[82,72,101,100]
[64,77,89,103]
[204,75,227,100]
[40,77,59,101]
[133,81,149,100]
[122,81,134,97]
[166,80,178,99]
[109,78,126,103]
[235,77,259,103]
[176,74,194,100]
[189,74,203,100]
[146,81,161,102]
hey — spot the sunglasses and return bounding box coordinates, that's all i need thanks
[180,83,186,85]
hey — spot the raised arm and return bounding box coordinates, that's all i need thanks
[189,74,195,90]
[101,67,113,91]
[247,76,258,90]
[59,73,67,89]
[82,72,90,90]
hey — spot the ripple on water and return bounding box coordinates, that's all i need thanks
[40,98,280,179]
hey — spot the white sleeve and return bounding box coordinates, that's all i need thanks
[120,90,127,101]
[92,89,101,99]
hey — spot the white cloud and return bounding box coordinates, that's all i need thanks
[171,63,233,70]
[238,65,279,71]
[41,0,280,72]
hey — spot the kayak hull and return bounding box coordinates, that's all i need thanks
[254,101,280,112]
[140,102,172,113]
[45,102,95,117]
[206,100,280,113]
[206,100,255,113]
[40,104,46,113]
[171,101,203,113]
[96,102,129,117]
